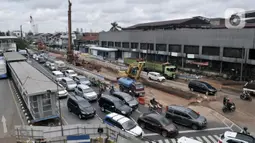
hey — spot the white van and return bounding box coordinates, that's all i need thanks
[178,137,202,143]
[52,71,64,82]
[54,60,66,71]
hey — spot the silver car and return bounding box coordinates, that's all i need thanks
[74,84,97,101]
[57,84,69,98]
[73,75,91,86]
[59,77,77,91]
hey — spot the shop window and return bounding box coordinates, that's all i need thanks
[169,44,181,52]
[184,45,199,54]
[114,42,121,47]
[223,47,244,58]
[122,42,129,48]
[249,49,255,60]
[156,44,167,51]
[131,43,138,49]
[202,46,220,56]
[108,41,114,47]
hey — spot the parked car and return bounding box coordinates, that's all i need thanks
[74,84,97,101]
[137,113,178,137]
[67,94,96,119]
[57,84,68,98]
[38,56,46,64]
[54,60,66,71]
[111,91,139,111]
[64,70,78,78]
[73,75,91,86]
[49,63,56,71]
[188,80,217,95]
[104,113,144,137]
[98,95,132,116]
[148,72,166,82]
[165,105,207,130]
[218,131,255,143]
[52,71,64,82]
[59,77,77,91]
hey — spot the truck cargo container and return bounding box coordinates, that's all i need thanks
[118,77,145,97]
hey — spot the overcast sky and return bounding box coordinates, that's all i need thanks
[0,0,254,33]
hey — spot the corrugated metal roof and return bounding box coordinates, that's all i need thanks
[4,52,27,62]
[0,36,17,39]
[9,61,58,96]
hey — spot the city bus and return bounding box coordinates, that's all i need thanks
[0,57,7,79]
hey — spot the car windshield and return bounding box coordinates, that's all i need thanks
[80,77,88,81]
[135,84,144,89]
[188,110,200,119]
[67,80,76,84]
[78,101,91,109]
[122,120,136,130]
[123,95,133,102]
[114,100,125,108]
[56,74,63,77]
[203,82,213,88]
[69,71,76,74]
[83,88,94,93]
[159,116,171,126]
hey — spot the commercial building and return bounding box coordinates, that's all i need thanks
[99,15,255,80]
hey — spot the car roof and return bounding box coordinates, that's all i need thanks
[77,84,90,89]
[113,91,132,98]
[102,95,120,102]
[168,105,194,113]
[145,113,161,119]
[66,69,75,72]
[149,72,160,75]
[75,75,87,79]
[105,113,130,124]
[224,131,255,142]
[62,77,73,81]
[52,71,63,74]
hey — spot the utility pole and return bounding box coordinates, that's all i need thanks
[67,0,74,64]
[57,83,64,136]
[240,47,244,81]
[20,25,23,39]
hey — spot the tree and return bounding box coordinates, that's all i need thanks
[15,39,29,50]
[109,22,122,32]
[0,31,6,36]
[6,31,10,36]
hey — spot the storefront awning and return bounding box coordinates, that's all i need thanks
[89,46,118,52]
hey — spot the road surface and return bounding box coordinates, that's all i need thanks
[0,79,23,138]
[29,58,233,143]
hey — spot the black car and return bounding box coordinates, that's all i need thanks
[111,91,139,110]
[98,95,133,116]
[137,113,178,137]
[188,80,217,95]
[67,94,96,119]
[165,105,207,130]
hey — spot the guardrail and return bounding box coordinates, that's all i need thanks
[15,124,143,143]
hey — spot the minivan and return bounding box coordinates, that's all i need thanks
[188,80,217,95]
[98,95,133,116]
[165,105,207,130]
[67,94,96,119]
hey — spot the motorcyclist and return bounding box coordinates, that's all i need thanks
[109,85,115,94]
[223,97,229,106]
[149,98,161,109]
[241,127,250,135]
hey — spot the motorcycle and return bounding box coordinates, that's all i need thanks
[240,92,252,101]
[148,103,162,113]
[222,103,236,113]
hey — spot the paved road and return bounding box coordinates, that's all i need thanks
[0,79,23,138]
[30,58,232,142]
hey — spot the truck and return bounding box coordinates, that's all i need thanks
[5,52,60,126]
[118,77,145,97]
[124,58,177,79]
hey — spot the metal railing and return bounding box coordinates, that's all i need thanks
[15,124,143,143]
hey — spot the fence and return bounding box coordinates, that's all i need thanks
[15,124,143,143]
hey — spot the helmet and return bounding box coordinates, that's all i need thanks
[244,127,248,131]
[152,98,155,100]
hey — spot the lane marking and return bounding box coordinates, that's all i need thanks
[170,139,177,143]
[157,140,163,143]
[179,127,230,134]
[143,133,158,136]
[208,135,217,143]
[214,135,220,140]
[165,139,170,143]
[135,109,141,114]
[96,114,103,123]
[195,137,203,142]
[202,135,211,143]
[8,80,25,125]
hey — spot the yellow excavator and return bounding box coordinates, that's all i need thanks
[117,60,145,80]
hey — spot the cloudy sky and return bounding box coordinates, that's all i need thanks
[0,0,254,33]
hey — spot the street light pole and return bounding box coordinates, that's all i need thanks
[20,25,23,39]
[57,83,64,136]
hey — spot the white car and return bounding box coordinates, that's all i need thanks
[64,70,78,78]
[57,84,68,98]
[104,113,144,138]
[218,131,255,143]
[74,84,97,101]
[148,72,166,82]
[52,71,64,82]
[178,137,202,143]
[49,63,56,71]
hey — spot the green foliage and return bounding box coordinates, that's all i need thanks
[15,38,29,50]
[6,31,10,36]
[0,31,6,36]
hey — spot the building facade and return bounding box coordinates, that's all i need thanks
[99,28,255,80]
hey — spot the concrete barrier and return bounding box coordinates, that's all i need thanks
[141,77,197,100]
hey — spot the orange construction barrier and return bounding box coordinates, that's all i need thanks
[138,97,145,105]
[166,106,168,112]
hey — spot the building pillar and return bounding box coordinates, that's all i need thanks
[138,43,141,59]
[219,47,224,74]
[199,45,202,56]
[181,45,184,68]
